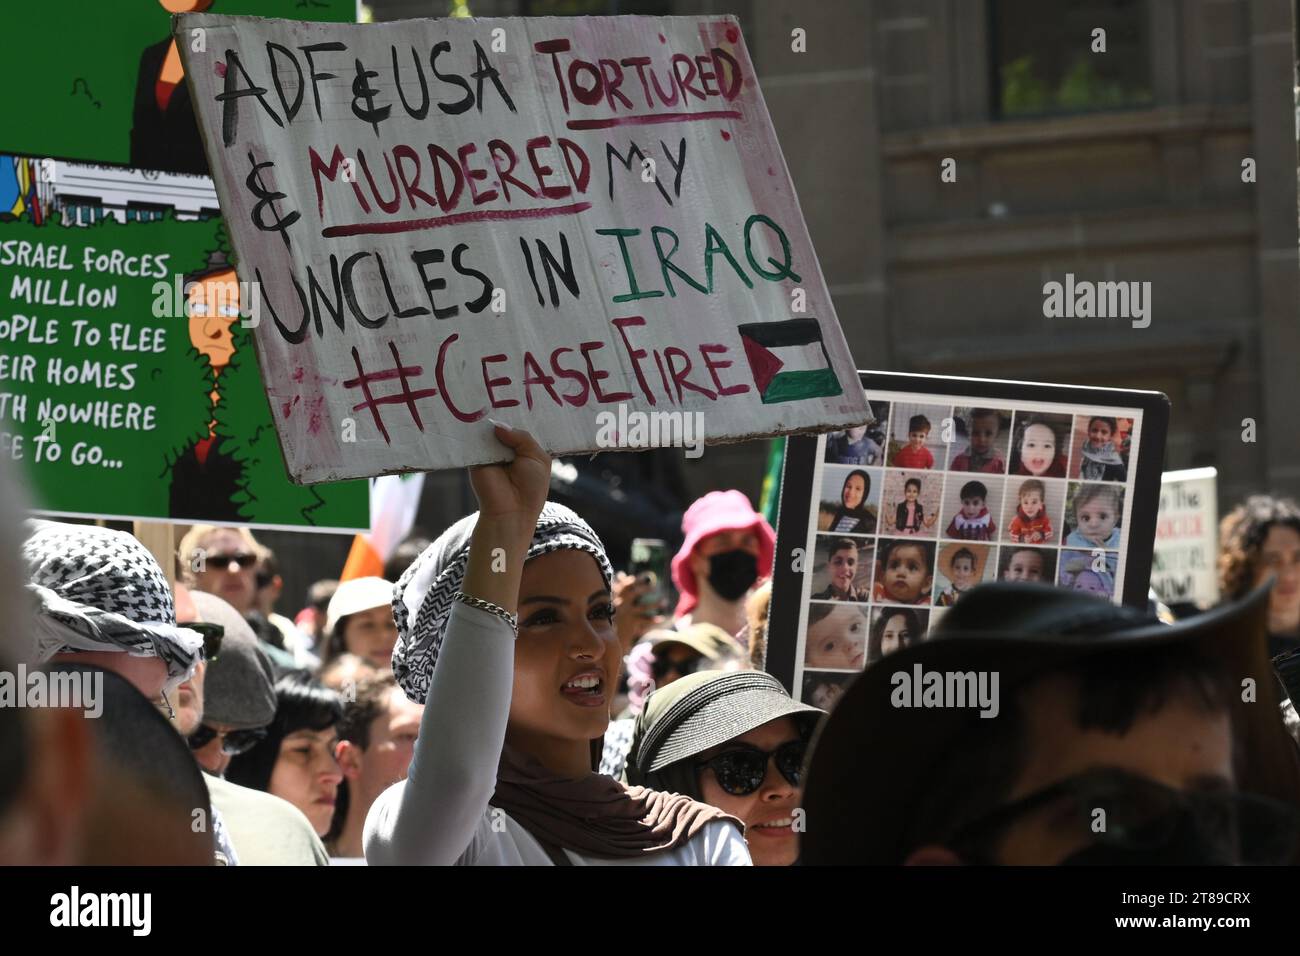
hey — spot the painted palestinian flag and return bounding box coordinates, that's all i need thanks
[738,318,843,404]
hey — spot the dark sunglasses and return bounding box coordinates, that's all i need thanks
[695,740,807,796]
[186,622,224,662]
[651,652,702,682]
[188,724,267,757]
[947,767,1300,865]
[208,551,258,570]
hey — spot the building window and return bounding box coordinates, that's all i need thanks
[990,0,1153,119]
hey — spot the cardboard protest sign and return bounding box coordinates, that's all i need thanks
[765,371,1169,705]
[1151,467,1219,610]
[0,153,367,530]
[177,14,869,483]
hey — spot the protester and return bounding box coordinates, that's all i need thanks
[801,581,1300,864]
[179,523,300,671]
[671,490,775,637]
[329,672,424,860]
[320,652,379,693]
[647,624,746,689]
[1219,495,1300,657]
[22,520,204,716]
[17,519,218,864]
[295,578,339,649]
[254,547,319,668]
[319,576,399,672]
[384,535,431,583]
[611,570,668,654]
[183,591,276,777]
[625,671,824,866]
[47,663,217,866]
[365,424,750,865]
[183,591,330,866]
[226,672,344,840]
[178,523,261,616]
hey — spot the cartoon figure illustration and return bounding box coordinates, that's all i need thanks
[132,1,216,174]
[168,248,246,519]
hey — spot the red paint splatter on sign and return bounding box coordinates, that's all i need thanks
[215,61,226,78]
[726,27,739,43]
[292,367,305,382]
[720,130,731,141]
[658,33,666,43]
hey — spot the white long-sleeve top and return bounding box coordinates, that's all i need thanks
[364,602,750,866]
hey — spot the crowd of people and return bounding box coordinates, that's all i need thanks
[1,428,1299,866]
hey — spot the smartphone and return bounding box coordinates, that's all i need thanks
[629,538,669,609]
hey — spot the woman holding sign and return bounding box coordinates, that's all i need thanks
[364,424,750,866]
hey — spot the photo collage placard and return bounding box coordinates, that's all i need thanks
[795,388,1144,711]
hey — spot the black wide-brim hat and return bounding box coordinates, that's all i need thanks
[801,581,1300,864]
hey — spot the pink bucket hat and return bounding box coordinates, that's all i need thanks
[671,490,775,618]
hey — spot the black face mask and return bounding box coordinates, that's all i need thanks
[706,550,759,601]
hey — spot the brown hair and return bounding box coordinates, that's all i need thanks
[746,580,772,670]
[1218,496,1300,601]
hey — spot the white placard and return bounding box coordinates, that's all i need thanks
[178,14,868,482]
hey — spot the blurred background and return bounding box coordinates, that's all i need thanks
[309,0,1300,596]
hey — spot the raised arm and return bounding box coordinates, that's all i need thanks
[364,424,550,865]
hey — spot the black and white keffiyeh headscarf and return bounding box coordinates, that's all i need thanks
[21,520,204,688]
[392,502,613,705]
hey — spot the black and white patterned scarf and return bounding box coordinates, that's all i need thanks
[21,520,204,687]
[392,503,613,705]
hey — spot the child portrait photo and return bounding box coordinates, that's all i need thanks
[887,402,951,470]
[1058,549,1119,600]
[941,475,1005,542]
[1069,414,1133,482]
[1003,476,1066,546]
[881,470,942,537]
[1065,481,1126,550]
[872,538,936,605]
[933,542,995,606]
[867,606,929,663]
[824,399,890,466]
[803,603,870,671]
[1009,412,1072,478]
[810,535,873,602]
[946,406,1012,474]
[817,464,882,535]
[997,545,1058,584]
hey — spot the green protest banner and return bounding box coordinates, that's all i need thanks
[0,196,367,529]
[0,2,367,529]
